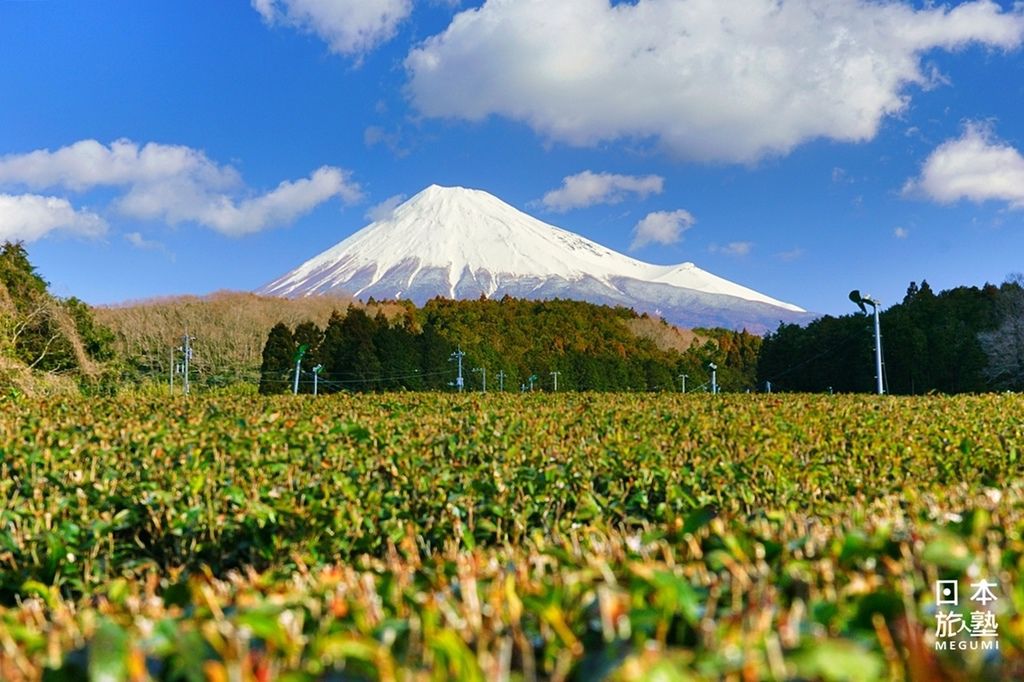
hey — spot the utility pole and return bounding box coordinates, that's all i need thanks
[170,347,174,392]
[677,373,688,393]
[312,364,323,396]
[849,290,885,395]
[550,371,560,392]
[292,344,309,395]
[450,346,465,392]
[708,363,717,395]
[872,301,884,395]
[179,330,194,395]
[472,367,487,392]
[497,370,506,392]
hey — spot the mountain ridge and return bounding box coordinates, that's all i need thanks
[259,185,815,332]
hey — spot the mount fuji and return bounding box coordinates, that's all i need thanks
[258,185,814,332]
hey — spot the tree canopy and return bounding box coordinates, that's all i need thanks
[258,297,760,394]
[757,279,1022,394]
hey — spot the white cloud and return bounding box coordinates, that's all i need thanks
[630,209,695,250]
[118,165,361,236]
[0,139,238,192]
[894,226,910,239]
[406,0,1024,162]
[0,139,363,236]
[253,0,412,56]
[710,241,754,257]
[904,122,1024,208]
[124,232,164,250]
[0,194,106,243]
[366,193,407,222]
[540,171,663,212]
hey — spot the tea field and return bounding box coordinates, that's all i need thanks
[1,391,1023,680]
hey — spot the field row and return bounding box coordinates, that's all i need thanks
[1,392,1023,679]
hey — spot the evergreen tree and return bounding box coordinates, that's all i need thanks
[259,323,294,394]
[373,312,421,390]
[758,280,1003,394]
[323,306,382,391]
[417,317,452,390]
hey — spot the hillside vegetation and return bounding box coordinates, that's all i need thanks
[256,297,761,394]
[98,291,759,392]
[0,242,113,395]
[96,291,363,385]
[758,278,1024,393]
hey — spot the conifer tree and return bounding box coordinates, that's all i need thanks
[259,322,295,395]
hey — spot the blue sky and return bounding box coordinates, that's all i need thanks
[2,0,1023,317]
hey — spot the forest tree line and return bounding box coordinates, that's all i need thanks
[258,297,761,393]
[261,278,1024,395]
[6,239,1022,395]
[757,278,1024,393]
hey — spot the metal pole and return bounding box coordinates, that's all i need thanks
[872,302,884,395]
[473,367,487,392]
[498,370,505,392]
[678,373,687,393]
[170,347,174,391]
[850,291,885,395]
[293,358,301,395]
[551,371,560,391]
[314,371,318,396]
[451,347,465,392]
[182,331,192,396]
[709,363,717,395]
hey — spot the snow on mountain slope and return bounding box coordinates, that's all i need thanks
[259,185,813,332]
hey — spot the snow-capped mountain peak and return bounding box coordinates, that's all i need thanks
[259,185,811,331]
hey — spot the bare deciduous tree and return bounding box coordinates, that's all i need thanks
[979,274,1024,390]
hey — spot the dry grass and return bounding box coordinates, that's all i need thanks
[96,292,698,382]
[625,315,704,353]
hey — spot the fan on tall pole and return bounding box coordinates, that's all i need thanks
[849,290,884,395]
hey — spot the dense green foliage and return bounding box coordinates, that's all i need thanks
[259,297,762,394]
[758,279,1024,394]
[258,322,295,395]
[2,392,1024,679]
[0,241,114,384]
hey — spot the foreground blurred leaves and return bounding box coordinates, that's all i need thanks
[0,392,1023,679]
